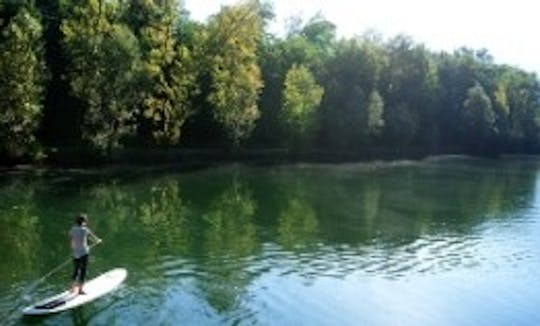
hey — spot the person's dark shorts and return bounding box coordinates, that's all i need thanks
[72,254,88,283]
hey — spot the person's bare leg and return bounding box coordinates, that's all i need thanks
[78,283,86,295]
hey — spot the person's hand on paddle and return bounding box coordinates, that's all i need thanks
[88,229,102,245]
[90,234,102,245]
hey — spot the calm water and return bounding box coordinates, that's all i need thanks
[1,157,540,325]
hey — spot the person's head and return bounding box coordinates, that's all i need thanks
[75,213,88,226]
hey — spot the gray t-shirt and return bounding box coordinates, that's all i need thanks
[69,226,91,258]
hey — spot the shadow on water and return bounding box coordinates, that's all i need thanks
[1,157,540,323]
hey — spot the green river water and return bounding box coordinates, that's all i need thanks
[1,157,539,325]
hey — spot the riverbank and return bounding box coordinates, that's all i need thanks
[3,143,538,171]
[1,145,474,169]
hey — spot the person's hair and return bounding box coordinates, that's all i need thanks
[75,213,88,226]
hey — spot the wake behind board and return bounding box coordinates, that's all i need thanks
[22,268,127,316]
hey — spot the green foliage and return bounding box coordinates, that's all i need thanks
[319,37,387,149]
[463,83,495,132]
[255,22,327,146]
[281,64,324,147]
[1,1,540,163]
[126,0,199,145]
[0,4,46,159]
[206,1,264,146]
[506,71,540,146]
[384,102,419,146]
[61,0,140,152]
[381,36,438,147]
[300,14,336,58]
[366,90,385,136]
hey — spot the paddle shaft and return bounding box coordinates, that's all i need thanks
[22,241,101,297]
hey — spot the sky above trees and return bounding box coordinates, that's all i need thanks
[184,0,540,74]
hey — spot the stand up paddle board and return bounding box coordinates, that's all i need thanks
[22,268,127,316]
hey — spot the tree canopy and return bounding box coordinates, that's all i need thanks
[0,1,46,160]
[1,0,539,163]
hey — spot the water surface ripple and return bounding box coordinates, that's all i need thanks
[1,158,540,325]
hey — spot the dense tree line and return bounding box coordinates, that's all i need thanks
[1,0,539,162]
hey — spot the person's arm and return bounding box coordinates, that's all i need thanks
[87,228,102,244]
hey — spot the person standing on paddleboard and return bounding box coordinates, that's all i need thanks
[69,214,101,295]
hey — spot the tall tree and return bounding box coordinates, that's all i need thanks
[365,90,385,136]
[491,73,511,144]
[0,2,46,160]
[205,1,264,146]
[462,82,496,151]
[300,13,336,60]
[506,71,540,150]
[437,49,478,149]
[255,31,321,146]
[281,64,324,148]
[36,0,81,147]
[124,0,199,145]
[381,36,437,148]
[319,37,387,149]
[61,0,140,153]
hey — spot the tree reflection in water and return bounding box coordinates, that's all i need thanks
[199,177,258,312]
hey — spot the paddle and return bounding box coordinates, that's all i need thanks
[21,240,102,301]
[0,241,103,322]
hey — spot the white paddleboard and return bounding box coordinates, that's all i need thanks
[22,268,127,316]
